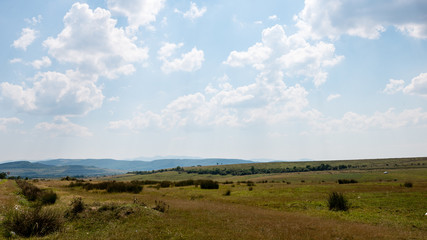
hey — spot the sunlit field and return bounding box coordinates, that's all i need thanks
[1,159,426,239]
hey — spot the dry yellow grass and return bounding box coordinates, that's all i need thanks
[1,165,426,239]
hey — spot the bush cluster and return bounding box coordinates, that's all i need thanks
[15,180,57,205]
[403,181,413,188]
[69,181,142,194]
[337,179,358,184]
[327,192,349,211]
[199,180,219,189]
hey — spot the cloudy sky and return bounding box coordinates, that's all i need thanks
[1,0,427,162]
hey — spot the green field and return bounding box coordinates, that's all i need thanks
[0,158,426,239]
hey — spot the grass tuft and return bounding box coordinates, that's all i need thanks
[2,207,63,238]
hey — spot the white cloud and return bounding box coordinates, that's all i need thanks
[224,24,343,86]
[278,41,343,87]
[269,15,278,21]
[43,3,148,79]
[0,82,36,111]
[158,42,204,73]
[224,43,272,70]
[0,117,23,132]
[383,73,427,97]
[327,94,341,102]
[403,73,427,97]
[295,0,427,39]
[108,96,120,102]
[109,70,319,130]
[25,15,42,25]
[383,79,405,94]
[10,58,23,64]
[0,70,104,116]
[312,108,427,133]
[12,28,38,50]
[107,0,165,31]
[36,116,92,137]
[175,2,207,20]
[31,56,52,69]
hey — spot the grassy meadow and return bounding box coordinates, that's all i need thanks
[0,158,426,239]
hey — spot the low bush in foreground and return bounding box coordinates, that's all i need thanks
[2,207,63,238]
[327,192,349,211]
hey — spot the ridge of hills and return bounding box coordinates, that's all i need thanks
[0,158,254,178]
[38,158,254,171]
[0,161,123,178]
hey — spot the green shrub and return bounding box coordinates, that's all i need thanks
[200,180,219,189]
[338,179,358,184]
[39,189,58,205]
[403,181,413,188]
[66,197,85,218]
[327,192,349,211]
[159,181,172,188]
[2,207,63,237]
[16,180,41,201]
[246,181,255,187]
[69,181,143,194]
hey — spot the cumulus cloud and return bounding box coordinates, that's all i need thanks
[268,15,278,21]
[109,70,319,130]
[0,70,104,116]
[0,117,23,132]
[403,73,427,97]
[43,3,148,79]
[327,94,341,102]
[224,43,272,70]
[383,79,405,94]
[12,28,38,50]
[158,42,204,73]
[383,73,427,97]
[36,116,92,137]
[107,0,165,30]
[31,56,52,69]
[175,2,207,20]
[224,24,343,86]
[295,0,427,39]
[312,108,427,133]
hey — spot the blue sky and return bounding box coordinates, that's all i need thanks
[1,0,427,162]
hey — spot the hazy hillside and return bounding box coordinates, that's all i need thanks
[39,158,254,171]
[0,161,124,178]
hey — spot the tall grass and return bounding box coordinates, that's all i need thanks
[2,207,63,237]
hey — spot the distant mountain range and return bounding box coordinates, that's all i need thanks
[0,158,254,178]
[38,158,254,171]
[0,161,123,178]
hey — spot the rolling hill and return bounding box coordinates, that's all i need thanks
[38,158,254,171]
[0,161,124,178]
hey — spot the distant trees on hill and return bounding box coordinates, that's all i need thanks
[129,163,356,176]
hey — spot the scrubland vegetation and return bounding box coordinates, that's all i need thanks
[0,157,426,239]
